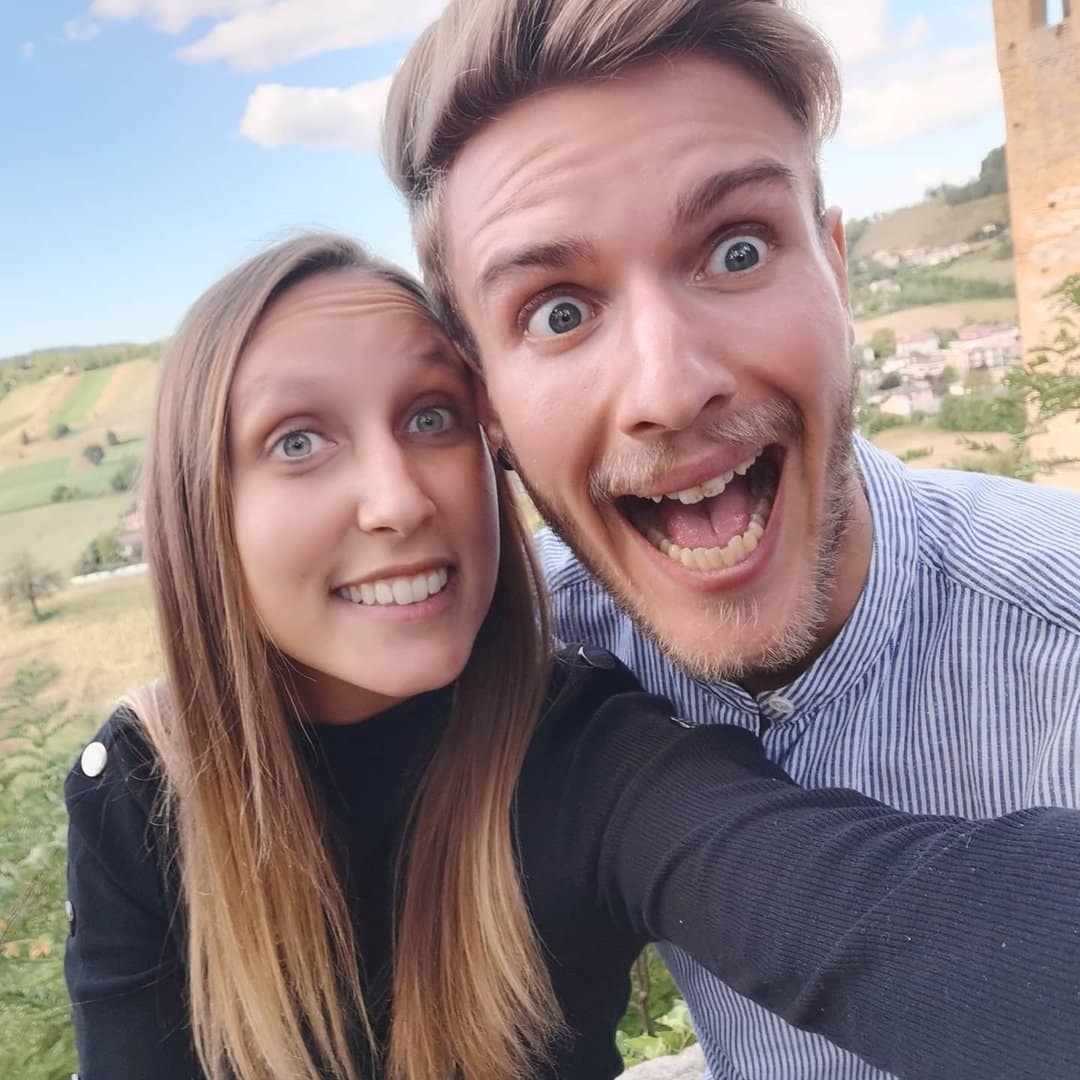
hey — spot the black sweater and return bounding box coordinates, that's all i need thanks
[65,649,1080,1078]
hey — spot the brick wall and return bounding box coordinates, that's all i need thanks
[993,0,1080,489]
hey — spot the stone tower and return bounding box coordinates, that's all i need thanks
[993,0,1080,489]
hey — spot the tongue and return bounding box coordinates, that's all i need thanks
[657,477,751,550]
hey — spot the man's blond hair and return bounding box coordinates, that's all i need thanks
[384,0,842,356]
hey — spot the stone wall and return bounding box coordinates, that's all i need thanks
[993,0,1080,489]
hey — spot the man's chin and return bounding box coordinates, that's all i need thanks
[612,579,828,688]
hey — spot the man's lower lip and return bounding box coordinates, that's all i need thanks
[622,481,784,593]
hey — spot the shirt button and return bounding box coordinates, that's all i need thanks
[80,741,108,778]
[767,694,796,717]
[577,645,617,669]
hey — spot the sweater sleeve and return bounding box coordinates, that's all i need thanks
[64,712,199,1080]
[545,664,1080,1080]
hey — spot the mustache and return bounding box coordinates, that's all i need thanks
[587,399,804,503]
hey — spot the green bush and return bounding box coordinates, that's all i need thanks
[938,393,1025,434]
[82,444,104,467]
[110,458,139,493]
[0,664,78,1077]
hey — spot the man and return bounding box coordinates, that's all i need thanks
[384,2,1080,1077]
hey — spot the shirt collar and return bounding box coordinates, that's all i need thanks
[702,436,921,714]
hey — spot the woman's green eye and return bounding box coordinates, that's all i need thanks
[408,406,456,435]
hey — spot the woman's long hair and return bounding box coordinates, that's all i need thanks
[125,233,560,1079]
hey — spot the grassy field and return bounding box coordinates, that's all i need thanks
[0,440,143,515]
[49,367,115,429]
[852,193,1010,258]
[869,421,1012,469]
[0,575,159,725]
[854,298,1019,345]
[942,249,1016,287]
[0,492,136,572]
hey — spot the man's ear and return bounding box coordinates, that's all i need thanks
[476,381,507,451]
[823,205,855,343]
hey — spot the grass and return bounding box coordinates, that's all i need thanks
[48,368,116,429]
[942,250,1016,288]
[869,421,1012,470]
[0,576,159,723]
[0,458,70,514]
[852,193,1010,258]
[0,492,135,572]
[854,298,1019,345]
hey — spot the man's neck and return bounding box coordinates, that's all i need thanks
[738,471,874,696]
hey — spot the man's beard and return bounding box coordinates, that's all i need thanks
[515,384,860,688]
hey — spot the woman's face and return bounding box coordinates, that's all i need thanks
[228,271,500,723]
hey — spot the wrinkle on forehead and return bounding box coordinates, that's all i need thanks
[251,273,437,341]
[446,54,814,282]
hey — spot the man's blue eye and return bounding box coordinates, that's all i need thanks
[271,430,325,460]
[707,235,768,276]
[407,406,456,434]
[526,296,592,338]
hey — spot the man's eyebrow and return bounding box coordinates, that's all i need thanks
[672,162,799,230]
[476,237,596,303]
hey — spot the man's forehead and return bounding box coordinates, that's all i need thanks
[442,54,813,290]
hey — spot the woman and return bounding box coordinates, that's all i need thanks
[65,234,1080,1080]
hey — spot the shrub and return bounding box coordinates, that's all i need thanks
[105,430,119,446]
[50,422,70,440]
[110,457,139,492]
[0,663,79,1075]
[82,443,105,466]
[938,393,1025,434]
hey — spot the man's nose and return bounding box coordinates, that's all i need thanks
[353,440,436,537]
[613,284,737,438]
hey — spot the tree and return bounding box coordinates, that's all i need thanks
[82,443,105,466]
[50,422,70,440]
[879,372,902,391]
[1001,274,1080,477]
[19,429,30,446]
[870,328,896,360]
[0,553,61,622]
[105,430,119,446]
[110,457,139,492]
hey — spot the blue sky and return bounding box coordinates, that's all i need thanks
[3,1,1007,357]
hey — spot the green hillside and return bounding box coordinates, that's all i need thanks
[851,192,1011,259]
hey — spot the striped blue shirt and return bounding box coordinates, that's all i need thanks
[537,436,1080,1080]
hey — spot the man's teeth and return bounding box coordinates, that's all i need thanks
[647,450,762,505]
[646,515,766,570]
[338,567,449,607]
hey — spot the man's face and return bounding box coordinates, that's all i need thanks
[443,54,868,684]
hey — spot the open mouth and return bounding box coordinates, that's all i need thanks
[617,446,783,572]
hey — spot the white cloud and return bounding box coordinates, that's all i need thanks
[65,15,103,42]
[240,76,392,150]
[841,41,1002,148]
[801,0,891,65]
[181,0,444,71]
[89,0,270,36]
[898,14,932,52]
[20,41,35,60]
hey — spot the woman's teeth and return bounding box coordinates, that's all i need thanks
[647,514,766,570]
[337,567,449,607]
[647,450,763,505]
